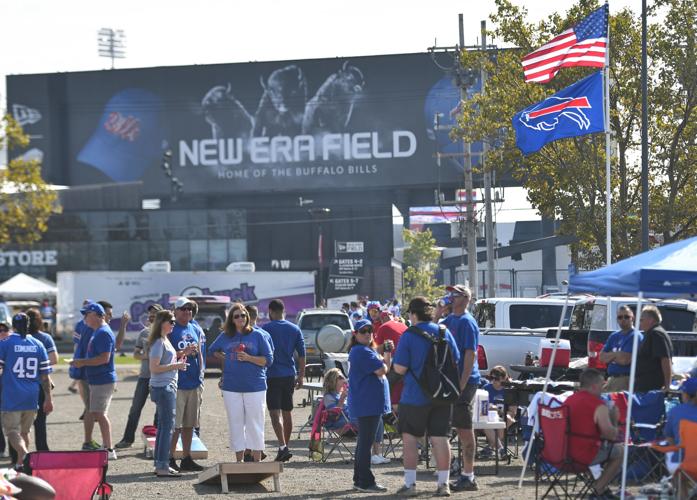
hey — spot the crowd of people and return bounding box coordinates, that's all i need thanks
[0,286,695,498]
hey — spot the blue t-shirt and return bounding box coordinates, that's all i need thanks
[168,322,203,390]
[665,402,697,446]
[393,322,461,406]
[447,312,480,384]
[32,331,56,355]
[0,334,51,411]
[602,329,644,376]
[347,345,390,418]
[70,320,92,380]
[483,382,504,405]
[264,319,305,378]
[209,329,273,393]
[85,325,117,385]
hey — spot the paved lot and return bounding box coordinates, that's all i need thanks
[1,367,640,499]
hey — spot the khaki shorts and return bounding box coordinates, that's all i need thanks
[176,387,201,428]
[2,411,37,437]
[89,383,115,413]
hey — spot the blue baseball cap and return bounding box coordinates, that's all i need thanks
[77,88,166,182]
[353,319,373,333]
[80,302,105,317]
[12,313,28,334]
[679,377,697,397]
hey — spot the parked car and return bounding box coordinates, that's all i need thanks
[168,295,231,370]
[296,309,352,364]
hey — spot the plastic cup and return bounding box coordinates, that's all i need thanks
[488,410,498,422]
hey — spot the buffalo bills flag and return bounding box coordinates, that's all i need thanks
[512,71,605,155]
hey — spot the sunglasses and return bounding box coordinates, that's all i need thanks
[358,328,372,334]
[0,329,8,334]
[168,319,176,325]
[617,315,632,320]
[179,307,194,312]
[233,314,247,320]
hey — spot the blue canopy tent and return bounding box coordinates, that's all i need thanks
[518,236,697,496]
[568,235,697,298]
[569,235,697,498]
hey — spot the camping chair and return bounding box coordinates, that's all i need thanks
[651,419,697,500]
[625,390,667,483]
[25,450,113,500]
[308,399,356,463]
[382,411,402,459]
[534,404,597,499]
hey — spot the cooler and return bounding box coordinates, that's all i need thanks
[538,338,571,367]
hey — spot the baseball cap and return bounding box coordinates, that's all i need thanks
[353,319,372,332]
[446,284,471,297]
[679,377,697,397]
[80,302,105,316]
[12,313,28,333]
[147,303,164,312]
[366,301,381,311]
[77,88,167,182]
[174,297,193,309]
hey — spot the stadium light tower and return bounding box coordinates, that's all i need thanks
[98,28,126,69]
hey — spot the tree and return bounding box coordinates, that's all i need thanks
[401,229,444,306]
[454,0,696,268]
[0,115,59,245]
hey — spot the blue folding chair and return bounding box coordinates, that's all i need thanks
[626,390,666,483]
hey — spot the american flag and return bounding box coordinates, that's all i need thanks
[522,4,608,84]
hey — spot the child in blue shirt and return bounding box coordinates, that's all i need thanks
[481,365,516,459]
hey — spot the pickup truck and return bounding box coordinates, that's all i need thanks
[556,296,697,367]
[471,297,578,374]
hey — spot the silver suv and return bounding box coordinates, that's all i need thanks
[296,309,352,364]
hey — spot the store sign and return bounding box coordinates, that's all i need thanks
[0,250,57,266]
[8,53,481,193]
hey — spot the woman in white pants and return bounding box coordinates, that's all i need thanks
[210,302,273,462]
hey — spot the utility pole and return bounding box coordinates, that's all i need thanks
[459,14,478,297]
[481,20,496,298]
[640,0,649,251]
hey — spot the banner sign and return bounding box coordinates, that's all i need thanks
[326,240,366,298]
[7,53,481,194]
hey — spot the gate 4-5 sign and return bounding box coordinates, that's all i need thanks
[0,250,58,266]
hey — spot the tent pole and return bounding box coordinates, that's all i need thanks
[620,293,643,500]
[517,293,571,488]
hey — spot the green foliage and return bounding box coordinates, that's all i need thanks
[401,229,444,306]
[454,0,696,268]
[0,115,59,245]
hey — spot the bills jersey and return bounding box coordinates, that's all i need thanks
[0,334,51,411]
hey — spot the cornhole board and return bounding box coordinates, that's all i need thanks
[198,462,283,493]
[143,434,208,460]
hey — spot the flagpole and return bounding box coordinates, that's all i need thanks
[604,1,612,265]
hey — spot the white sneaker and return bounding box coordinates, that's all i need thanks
[0,450,8,458]
[371,454,391,465]
[107,448,117,460]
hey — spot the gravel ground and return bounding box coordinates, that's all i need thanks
[3,367,639,499]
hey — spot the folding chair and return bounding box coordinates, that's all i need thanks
[534,404,597,500]
[25,450,113,500]
[652,419,697,500]
[382,411,402,459]
[308,400,356,463]
[625,390,667,483]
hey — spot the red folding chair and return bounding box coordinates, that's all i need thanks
[534,404,597,499]
[25,450,113,500]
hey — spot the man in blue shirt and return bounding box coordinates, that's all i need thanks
[599,305,643,392]
[393,296,460,497]
[444,284,481,492]
[264,299,305,462]
[0,313,53,469]
[167,297,204,472]
[70,302,118,459]
[665,377,697,450]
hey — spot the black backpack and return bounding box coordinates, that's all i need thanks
[407,324,461,405]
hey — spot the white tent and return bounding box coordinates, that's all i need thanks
[0,273,57,300]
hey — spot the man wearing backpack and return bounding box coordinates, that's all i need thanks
[392,297,460,497]
[444,284,481,492]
